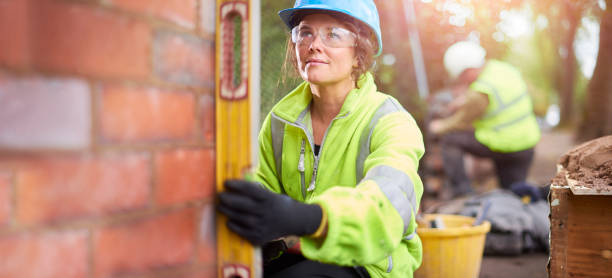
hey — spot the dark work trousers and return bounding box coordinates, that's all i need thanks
[440,131,535,196]
[264,253,370,278]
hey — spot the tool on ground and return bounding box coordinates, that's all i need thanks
[430,216,446,229]
[473,200,492,226]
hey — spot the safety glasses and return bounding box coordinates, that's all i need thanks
[291,25,357,48]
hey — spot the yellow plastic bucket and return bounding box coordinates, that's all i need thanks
[415,214,491,278]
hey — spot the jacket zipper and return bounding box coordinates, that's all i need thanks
[307,156,319,192]
[271,111,350,195]
[307,112,351,192]
[298,139,306,199]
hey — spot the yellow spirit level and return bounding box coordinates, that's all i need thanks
[215,1,261,277]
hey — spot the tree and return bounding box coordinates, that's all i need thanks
[557,1,581,126]
[578,4,612,140]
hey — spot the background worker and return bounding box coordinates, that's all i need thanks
[218,0,425,277]
[428,41,541,198]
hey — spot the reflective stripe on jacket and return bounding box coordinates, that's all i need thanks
[470,60,541,152]
[255,73,425,278]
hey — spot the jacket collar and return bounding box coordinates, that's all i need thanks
[271,72,377,123]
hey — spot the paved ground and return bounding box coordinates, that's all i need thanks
[480,253,549,278]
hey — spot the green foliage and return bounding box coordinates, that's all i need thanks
[260,0,301,118]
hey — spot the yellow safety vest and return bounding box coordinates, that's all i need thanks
[470,60,541,153]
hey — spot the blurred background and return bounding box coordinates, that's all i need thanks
[262,0,610,140]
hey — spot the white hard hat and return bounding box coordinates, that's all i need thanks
[443,41,486,79]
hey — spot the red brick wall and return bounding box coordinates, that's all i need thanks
[0,0,216,277]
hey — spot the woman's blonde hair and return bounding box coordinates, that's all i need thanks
[281,11,377,88]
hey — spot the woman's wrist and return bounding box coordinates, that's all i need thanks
[309,204,328,238]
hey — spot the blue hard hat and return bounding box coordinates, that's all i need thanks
[279,0,383,56]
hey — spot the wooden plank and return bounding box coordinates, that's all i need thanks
[215,1,261,277]
[549,185,570,278]
[565,194,612,277]
[549,185,612,277]
[566,173,612,195]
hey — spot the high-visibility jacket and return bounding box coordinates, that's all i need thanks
[470,60,540,152]
[255,73,425,278]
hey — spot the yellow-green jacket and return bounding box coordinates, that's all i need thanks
[255,73,425,278]
[470,60,540,152]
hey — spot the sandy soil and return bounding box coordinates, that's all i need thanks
[556,135,612,192]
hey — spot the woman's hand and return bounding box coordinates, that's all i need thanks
[217,180,323,245]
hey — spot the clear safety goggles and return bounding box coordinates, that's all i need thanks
[291,25,357,48]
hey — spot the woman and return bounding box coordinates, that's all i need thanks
[218,1,425,277]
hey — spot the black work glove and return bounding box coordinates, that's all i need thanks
[262,239,287,264]
[217,180,323,246]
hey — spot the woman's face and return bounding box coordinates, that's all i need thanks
[294,14,357,87]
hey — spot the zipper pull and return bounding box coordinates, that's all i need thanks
[307,178,315,191]
[307,159,318,192]
[298,140,305,172]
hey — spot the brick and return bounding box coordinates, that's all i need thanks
[0,76,91,150]
[0,0,31,68]
[99,85,196,142]
[200,0,215,36]
[155,148,215,205]
[199,93,215,143]
[110,0,197,29]
[180,267,216,278]
[93,209,196,277]
[197,204,215,263]
[154,30,214,87]
[0,173,11,226]
[33,0,151,79]
[0,230,88,278]
[16,154,150,225]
